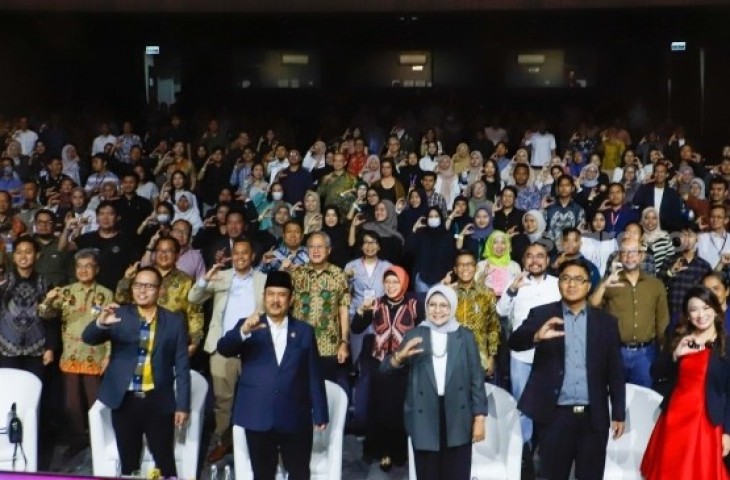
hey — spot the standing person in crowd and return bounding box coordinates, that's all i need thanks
[382,284,487,480]
[356,199,404,265]
[476,230,521,298]
[320,204,350,268]
[38,249,113,459]
[351,266,420,470]
[551,228,602,288]
[114,172,153,245]
[590,236,670,387]
[544,174,585,242]
[510,259,626,480]
[633,162,685,232]
[523,120,556,169]
[33,208,73,288]
[259,221,309,274]
[291,232,351,389]
[217,271,328,480]
[0,236,53,378]
[116,236,204,357]
[640,207,674,274]
[493,186,526,236]
[59,201,138,291]
[511,209,551,263]
[703,273,730,330]
[278,149,313,206]
[419,171,448,217]
[188,238,266,462]
[140,219,205,281]
[84,154,119,196]
[448,250,501,378]
[661,224,713,326]
[641,286,730,480]
[600,183,639,235]
[496,241,561,461]
[317,153,357,215]
[371,158,406,204]
[455,206,492,261]
[82,266,190,479]
[698,205,730,270]
[406,206,456,293]
[434,155,461,210]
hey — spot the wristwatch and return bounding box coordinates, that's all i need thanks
[340,339,350,345]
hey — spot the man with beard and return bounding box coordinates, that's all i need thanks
[590,236,669,387]
[33,209,73,288]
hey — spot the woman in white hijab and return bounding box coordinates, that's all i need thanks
[61,144,82,186]
[173,191,203,235]
[382,284,488,480]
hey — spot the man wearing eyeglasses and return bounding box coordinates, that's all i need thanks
[510,258,625,480]
[83,266,191,479]
[590,236,669,388]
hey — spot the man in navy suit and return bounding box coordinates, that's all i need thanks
[632,161,685,232]
[218,270,328,480]
[83,266,191,478]
[510,258,626,480]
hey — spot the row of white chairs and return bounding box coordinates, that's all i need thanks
[0,368,662,479]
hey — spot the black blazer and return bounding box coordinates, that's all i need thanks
[651,336,730,432]
[509,301,626,431]
[632,183,685,232]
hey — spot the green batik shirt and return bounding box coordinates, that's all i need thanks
[455,282,501,370]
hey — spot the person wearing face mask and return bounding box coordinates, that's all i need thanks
[382,284,487,480]
[138,202,175,247]
[641,286,730,480]
[0,158,23,207]
[407,207,457,293]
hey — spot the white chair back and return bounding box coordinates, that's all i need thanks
[0,368,42,472]
[233,380,348,480]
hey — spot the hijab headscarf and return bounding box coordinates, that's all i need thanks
[383,266,409,302]
[467,151,484,185]
[61,144,81,186]
[398,189,428,235]
[471,207,494,241]
[422,284,460,333]
[641,206,666,244]
[174,191,203,234]
[524,209,547,243]
[581,164,599,188]
[361,155,381,185]
[268,204,290,239]
[452,143,471,174]
[363,199,404,244]
[436,155,457,201]
[690,178,706,200]
[302,190,321,227]
[483,230,512,266]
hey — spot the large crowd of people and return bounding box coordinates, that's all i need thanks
[1,110,730,479]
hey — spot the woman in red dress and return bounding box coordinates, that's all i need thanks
[641,286,730,480]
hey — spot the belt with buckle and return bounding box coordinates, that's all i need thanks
[127,390,153,399]
[558,405,589,414]
[621,340,653,350]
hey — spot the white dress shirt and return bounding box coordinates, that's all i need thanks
[221,270,256,335]
[496,274,561,364]
[697,230,730,270]
[241,316,289,365]
[431,331,448,396]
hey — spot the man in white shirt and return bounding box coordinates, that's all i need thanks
[524,121,556,168]
[187,238,266,462]
[91,123,117,155]
[697,205,730,269]
[12,116,39,155]
[496,242,561,447]
[266,144,290,181]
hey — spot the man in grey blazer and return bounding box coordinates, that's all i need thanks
[187,237,266,462]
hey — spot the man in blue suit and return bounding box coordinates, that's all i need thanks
[83,266,191,478]
[218,270,328,480]
[510,258,626,480]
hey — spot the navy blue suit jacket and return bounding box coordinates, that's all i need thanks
[632,183,685,232]
[509,301,626,430]
[82,304,191,413]
[652,336,730,432]
[217,315,328,433]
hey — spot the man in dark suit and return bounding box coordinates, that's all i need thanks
[510,258,626,480]
[632,161,685,232]
[217,270,328,480]
[83,266,191,478]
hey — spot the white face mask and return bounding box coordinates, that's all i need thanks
[156,214,171,224]
[271,191,283,201]
[427,218,441,228]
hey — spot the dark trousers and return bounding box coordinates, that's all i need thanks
[64,372,100,444]
[111,391,176,477]
[413,396,472,480]
[536,408,608,480]
[245,428,313,480]
[0,355,45,379]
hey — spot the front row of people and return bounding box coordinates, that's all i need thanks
[6,234,730,479]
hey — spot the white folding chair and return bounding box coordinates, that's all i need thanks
[0,368,42,472]
[233,380,348,480]
[89,370,208,480]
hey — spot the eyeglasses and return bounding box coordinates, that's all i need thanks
[558,275,589,285]
[132,282,159,291]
